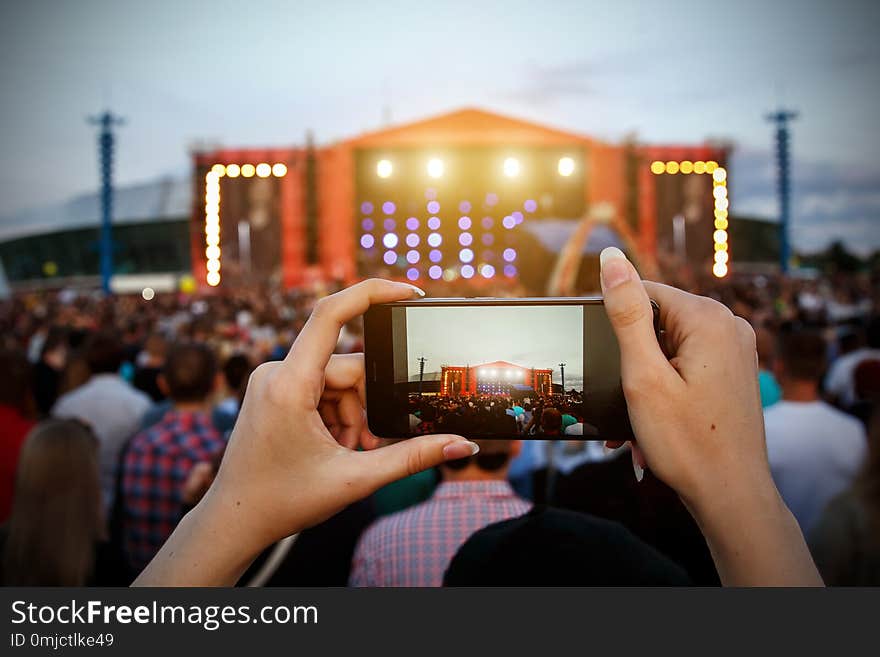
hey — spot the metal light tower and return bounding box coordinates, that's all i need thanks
[765,109,798,273]
[559,363,566,394]
[417,356,427,397]
[88,111,124,294]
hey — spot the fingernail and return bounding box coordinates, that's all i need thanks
[405,284,426,297]
[600,247,632,291]
[632,452,644,482]
[443,440,479,460]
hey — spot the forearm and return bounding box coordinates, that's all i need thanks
[690,479,823,587]
[133,489,268,587]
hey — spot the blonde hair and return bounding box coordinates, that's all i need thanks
[2,419,104,586]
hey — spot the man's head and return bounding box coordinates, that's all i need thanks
[160,342,218,405]
[84,331,124,375]
[441,439,521,481]
[541,407,562,434]
[774,330,826,385]
[755,326,776,370]
[222,353,252,394]
[0,348,33,414]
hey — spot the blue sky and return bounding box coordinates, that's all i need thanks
[1,0,878,253]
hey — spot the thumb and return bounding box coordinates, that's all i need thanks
[355,434,479,491]
[599,247,666,376]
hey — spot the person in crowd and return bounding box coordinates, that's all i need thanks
[133,332,168,403]
[810,411,880,584]
[0,349,35,524]
[764,330,867,536]
[825,316,880,409]
[52,331,152,511]
[32,327,68,417]
[212,353,253,434]
[1,419,115,586]
[350,438,529,586]
[120,341,227,574]
[133,270,822,587]
[756,326,782,408]
[443,506,691,586]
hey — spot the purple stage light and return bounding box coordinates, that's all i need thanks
[458,216,472,230]
[482,233,494,246]
[459,232,473,246]
[512,211,524,224]
[427,216,441,230]
[429,249,442,263]
[406,217,419,231]
[504,264,517,278]
[461,264,475,279]
[480,264,496,279]
[459,200,472,213]
[502,215,516,229]
[427,232,442,247]
[361,218,374,231]
[459,248,474,263]
[427,200,440,214]
[405,233,420,247]
[524,199,537,213]
[485,193,498,206]
[428,265,442,280]
[482,216,494,229]
[406,268,420,281]
[382,201,396,215]
[406,250,420,264]
[361,201,374,214]
[383,250,397,265]
[360,234,375,249]
[425,188,437,201]
[503,248,517,262]
[382,233,399,249]
[383,218,396,231]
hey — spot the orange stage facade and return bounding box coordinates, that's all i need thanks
[440,360,553,397]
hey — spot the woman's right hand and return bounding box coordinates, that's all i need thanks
[598,247,822,586]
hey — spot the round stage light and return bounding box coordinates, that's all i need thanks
[558,157,576,177]
[502,215,516,229]
[713,262,728,278]
[486,192,499,206]
[693,161,706,174]
[713,186,727,200]
[713,167,727,183]
[524,199,537,213]
[428,265,443,280]
[461,264,475,279]
[459,200,472,213]
[481,216,494,230]
[272,163,288,177]
[665,161,680,174]
[142,287,155,301]
[382,233,399,249]
[443,268,457,282]
[225,164,241,178]
[680,160,694,174]
[429,249,442,263]
[427,200,440,214]
[427,158,444,179]
[383,250,397,265]
[427,232,442,247]
[715,218,729,230]
[256,163,271,178]
[206,245,221,259]
[206,259,220,272]
[512,211,524,224]
[650,161,665,175]
[211,164,226,177]
[459,248,474,263]
[406,217,419,231]
[406,268,419,281]
[715,242,728,252]
[361,201,374,214]
[406,233,420,247]
[377,159,393,179]
[503,157,520,178]
[406,250,420,264]
[383,218,396,232]
[706,161,719,173]
[713,230,728,244]
[458,216,472,230]
[382,201,396,215]
[504,264,517,278]
[459,232,473,246]
[715,250,729,265]
[481,264,496,279]
[360,234,375,249]
[427,216,441,230]
[362,218,374,231]
[207,271,221,287]
[715,198,729,211]
[503,248,517,262]
[482,233,494,246]
[206,234,219,247]
[241,164,256,178]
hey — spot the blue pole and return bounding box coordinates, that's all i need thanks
[765,109,798,274]
[90,111,123,294]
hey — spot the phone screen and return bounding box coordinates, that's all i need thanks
[389,304,589,439]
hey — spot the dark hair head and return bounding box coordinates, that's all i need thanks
[162,342,217,403]
[40,327,68,357]
[541,407,563,432]
[0,349,32,413]
[443,439,513,472]
[84,331,124,375]
[778,330,826,382]
[222,354,252,391]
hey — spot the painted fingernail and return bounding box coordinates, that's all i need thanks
[406,284,426,297]
[443,440,479,460]
[600,247,632,290]
[632,452,644,482]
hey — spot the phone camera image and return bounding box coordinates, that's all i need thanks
[393,304,588,439]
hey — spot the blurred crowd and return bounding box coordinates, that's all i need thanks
[1,267,879,586]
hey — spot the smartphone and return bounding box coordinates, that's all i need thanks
[364,297,659,441]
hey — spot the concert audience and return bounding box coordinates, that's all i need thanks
[0,349,35,524]
[32,327,68,416]
[825,316,880,409]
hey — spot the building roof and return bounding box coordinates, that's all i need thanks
[0,176,190,242]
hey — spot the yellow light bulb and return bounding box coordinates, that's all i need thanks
[665,161,680,174]
[650,160,665,175]
[272,163,288,177]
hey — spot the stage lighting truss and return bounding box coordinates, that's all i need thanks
[649,160,729,278]
[203,162,288,287]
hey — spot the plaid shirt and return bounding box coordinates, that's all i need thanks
[350,481,530,587]
[121,410,225,572]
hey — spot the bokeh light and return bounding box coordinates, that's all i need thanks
[405,217,419,231]
[504,264,517,278]
[272,163,287,177]
[383,218,396,231]
[458,216,472,230]
[485,192,498,206]
[405,233,420,247]
[482,233,494,246]
[362,218,375,231]
[406,250,420,264]
[241,164,256,177]
[383,233,399,248]
[503,157,520,177]
[427,200,440,214]
[650,161,665,174]
[459,248,474,263]
[480,264,496,279]
[713,262,728,278]
[482,216,494,229]
[383,250,397,265]
[427,158,444,178]
[360,234,375,248]
[558,157,576,177]
[461,264,475,279]
[361,201,374,214]
[142,287,155,301]
[225,164,241,178]
[503,248,517,262]
[523,199,537,213]
[502,215,516,229]
[427,216,441,230]
[459,232,473,246]
[256,163,271,178]
[428,265,443,280]
[377,159,393,178]
[406,268,419,281]
[382,201,396,215]
[206,271,221,287]
[429,249,442,263]
[427,232,442,247]
[459,200,472,213]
